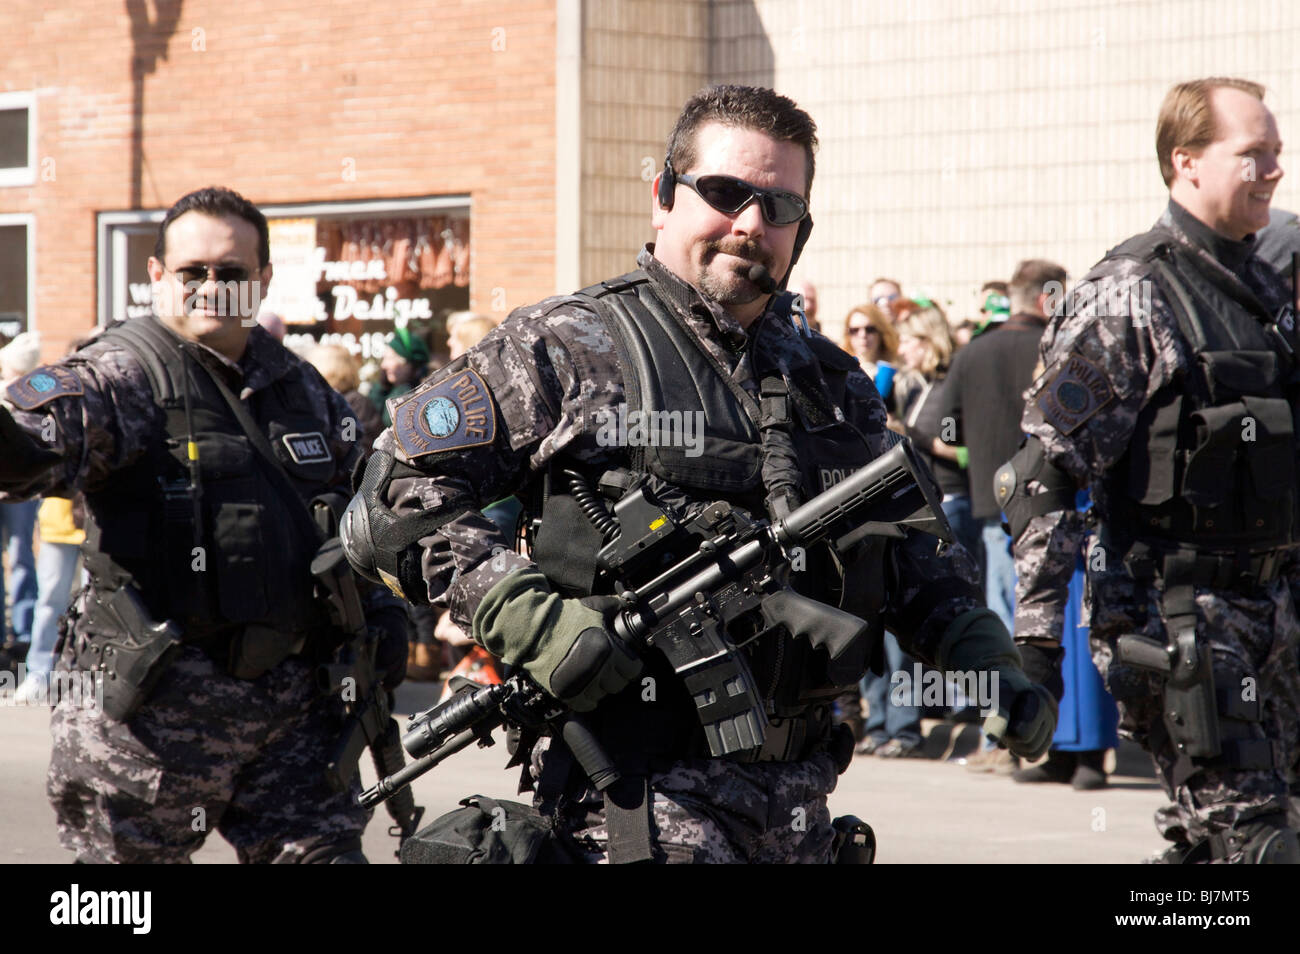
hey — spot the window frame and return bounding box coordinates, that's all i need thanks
[0,91,37,188]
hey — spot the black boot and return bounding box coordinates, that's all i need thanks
[1012,749,1076,784]
[1070,749,1108,790]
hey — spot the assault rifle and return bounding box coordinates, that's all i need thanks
[360,438,953,808]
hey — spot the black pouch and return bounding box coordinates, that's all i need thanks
[227,623,301,680]
[399,795,575,864]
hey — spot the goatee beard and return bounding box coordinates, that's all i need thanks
[698,240,772,305]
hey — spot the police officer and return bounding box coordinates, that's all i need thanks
[1003,78,1300,863]
[344,85,1057,863]
[0,186,406,863]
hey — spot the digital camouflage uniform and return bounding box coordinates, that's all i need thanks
[1,323,373,863]
[1014,204,1300,859]
[378,246,986,863]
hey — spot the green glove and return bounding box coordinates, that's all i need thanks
[954,446,970,470]
[472,568,642,712]
[937,608,1057,760]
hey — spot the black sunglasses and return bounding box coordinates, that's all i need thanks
[165,262,252,284]
[676,173,808,226]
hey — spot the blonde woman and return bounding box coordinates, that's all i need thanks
[841,303,914,417]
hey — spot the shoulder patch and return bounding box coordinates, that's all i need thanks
[392,368,497,459]
[6,366,83,411]
[1036,353,1115,435]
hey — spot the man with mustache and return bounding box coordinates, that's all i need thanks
[344,85,1056,863]
[1004,77,1300,862]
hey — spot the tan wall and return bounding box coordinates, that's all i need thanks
[709,0,1300,342]
[578,0,709,285]
[0,0,558,358]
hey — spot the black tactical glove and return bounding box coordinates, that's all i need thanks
[937,608,1059,761]
[0,404,61,488]
[472,569,642,712]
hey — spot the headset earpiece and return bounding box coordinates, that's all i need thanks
[658,159,677,211]
[789,215,814,270]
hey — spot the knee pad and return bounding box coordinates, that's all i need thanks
[294,837,369,864]
[993,438,1077,540]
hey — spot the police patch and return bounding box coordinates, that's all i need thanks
[6,365,83,411]
[393,368,497,458]
[1036,353,1115,435]
[281,431,332,464]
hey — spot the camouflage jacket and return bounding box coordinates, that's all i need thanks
[379,245,983,665]
[2,322,360,500]
[1013,201,1299,644]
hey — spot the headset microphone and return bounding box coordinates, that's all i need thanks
[748,264,777,295]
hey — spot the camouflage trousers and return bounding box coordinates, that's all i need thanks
[530,736,840,863]
[48,645,371,863]
[1092,580,1300,859]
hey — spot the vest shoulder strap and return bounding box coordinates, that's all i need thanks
[99,316,188,407]
[576,270,651,301]
[1104,227,1175,266]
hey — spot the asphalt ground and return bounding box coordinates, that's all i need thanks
[0,677,1170,864]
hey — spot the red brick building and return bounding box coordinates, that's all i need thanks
[1,0,565,360]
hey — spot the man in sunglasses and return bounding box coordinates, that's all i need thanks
[345,84,1056,863]
[0,186,408,863]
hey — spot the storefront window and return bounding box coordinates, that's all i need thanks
[99,197,470,364]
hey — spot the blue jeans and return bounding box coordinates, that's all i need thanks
[1,499,39,643]
[942,494,984,587]
[982,518,1016,633]
[26,541,82,679]
[861,632,922,746]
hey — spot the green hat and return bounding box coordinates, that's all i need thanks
[386,326,429,366]
[981,292,1010,318]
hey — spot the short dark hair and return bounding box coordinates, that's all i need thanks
[154,186,270,268]
[666,85,818,196]
[1009,259,1067,304]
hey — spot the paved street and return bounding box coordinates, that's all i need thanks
[0,679,1168,864]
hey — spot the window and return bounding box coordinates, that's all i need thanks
[0,91,36,187]
[0,215,35,338]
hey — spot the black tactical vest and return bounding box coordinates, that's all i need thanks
[1106,228,1300,552]
[535,271,888,718]
[82,317,335,639]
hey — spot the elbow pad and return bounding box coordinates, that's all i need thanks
[340,449,473,602]
[993,438,1076,540]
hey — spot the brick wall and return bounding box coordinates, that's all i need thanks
[0,0,558,359]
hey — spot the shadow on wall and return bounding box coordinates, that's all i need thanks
[709,2,775,87]
[126,0,184,208]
